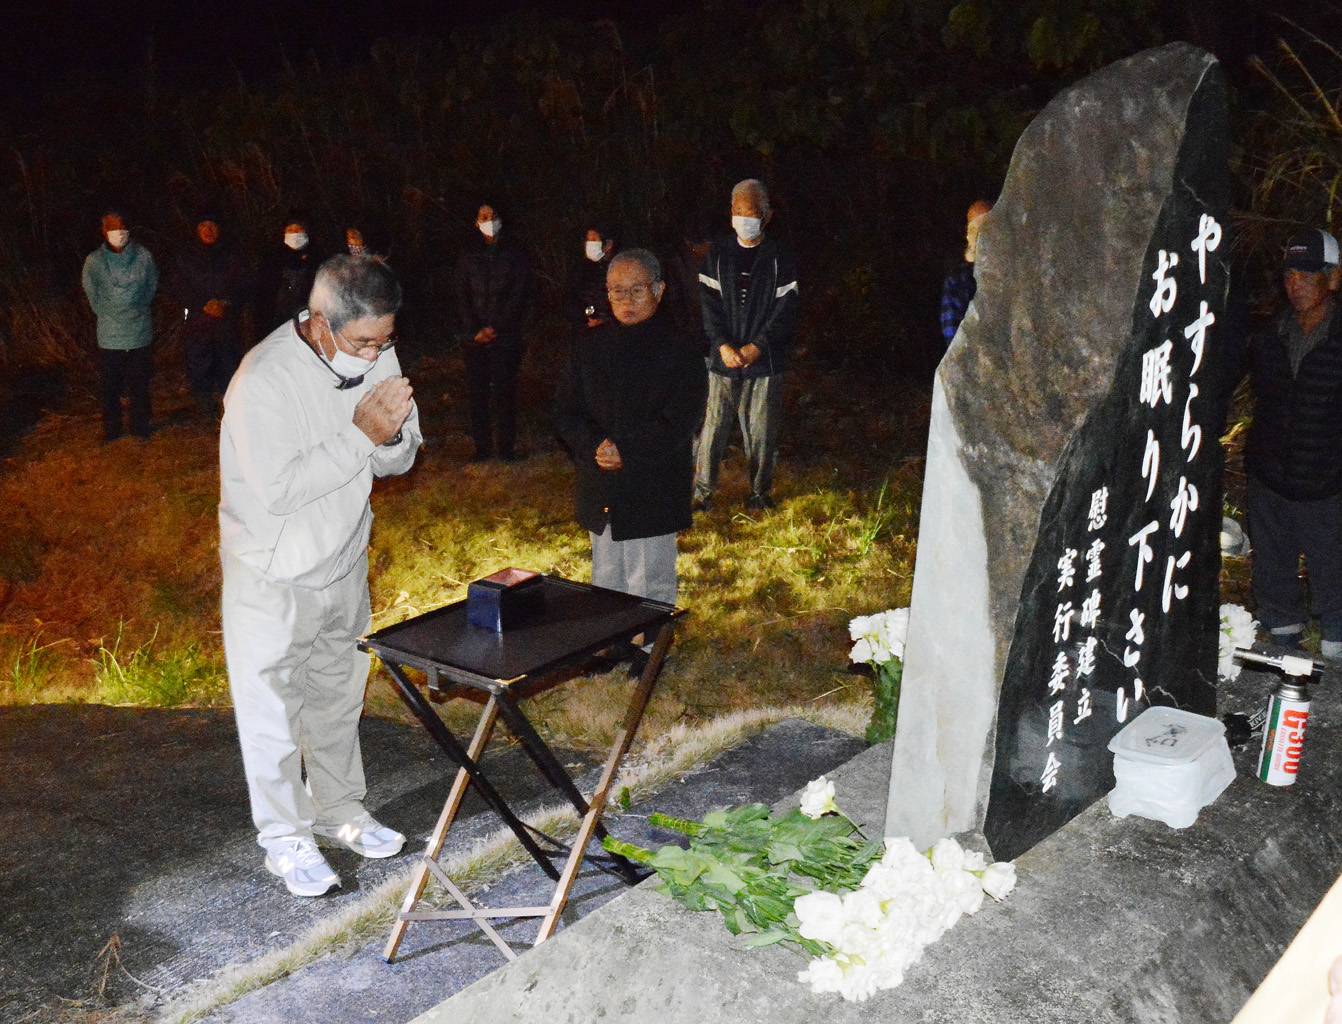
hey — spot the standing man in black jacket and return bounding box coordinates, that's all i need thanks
[1246,228,1342,661]
[693,179,799,512]
[175,212,250,415]
[554,248,707,667]
[454,203,528,461]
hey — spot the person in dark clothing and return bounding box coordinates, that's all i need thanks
[567,221,618,338]
[693,179,800,512]
[454,203,529,461]
[1245,228,1342,661]
[666,218,714,358]
[257,216,316,334]
[939,199,993,348]
[175,213,251,413]
[554,248,707,665]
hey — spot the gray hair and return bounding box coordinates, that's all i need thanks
[308,254,402,332]
[608,248,663,285]
[731,179,770,217]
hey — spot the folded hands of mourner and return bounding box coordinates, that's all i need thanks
[354,376,413,446]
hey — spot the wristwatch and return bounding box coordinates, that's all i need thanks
[381,430,403,447]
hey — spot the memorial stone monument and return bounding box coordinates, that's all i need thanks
[886,43,1233,860]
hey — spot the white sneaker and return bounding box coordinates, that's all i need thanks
[264,836,341,897]
[312,812,405,859]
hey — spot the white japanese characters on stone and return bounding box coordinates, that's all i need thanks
[1057,548,1078,591]
[1169,476,1199,538]
[1183,300,1214,375]
[1148,249,1179,316]
[1190,213,1222,285]
[1129,521,1160,592]
[1053,601,1074,643]
[1181,383,1202,462]
[1139,340,1175,408]
[1162,550,1191,613]
[1142,430,1161,502]
[1087,486,1109,532]
[1085,538,1105,582]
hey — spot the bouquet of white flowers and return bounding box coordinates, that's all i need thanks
[1218,603,1258,680]
[849,608,910,744]
[607,774,1017,1004]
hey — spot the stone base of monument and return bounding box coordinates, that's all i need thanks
[410,664,1342,1024]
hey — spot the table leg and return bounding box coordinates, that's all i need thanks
[381,661,562,881]
[383,695,499,963]
[493,694,604,836]
[534,619,676,943]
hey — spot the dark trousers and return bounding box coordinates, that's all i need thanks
[463,335,523,458]
[693,371,785,500]
[1247,477,1342,641]
[184,319,241,407]
[99,346,153,440]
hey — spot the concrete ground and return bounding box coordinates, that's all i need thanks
[0,706,863,1024]
[415,660,1342,1024]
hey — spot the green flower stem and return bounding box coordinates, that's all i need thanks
[602,837,655,864]
[648,813,710,836]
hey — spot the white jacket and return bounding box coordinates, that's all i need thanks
[219,317,421,588]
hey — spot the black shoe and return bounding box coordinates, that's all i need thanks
[691,495,712,513]
[469,449,493,463]
[745,493,776,512]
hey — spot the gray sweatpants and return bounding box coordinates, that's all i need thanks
[222,554,372,852]
[694,371,785,501]
[589,525,678,606]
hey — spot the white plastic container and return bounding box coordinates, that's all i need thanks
[1106,706,1236,829]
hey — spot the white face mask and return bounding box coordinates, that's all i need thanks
[284,232,309,251]
[106,230,130,249]
[479,219,501,238]
[585,240,605,262]
[330,345,376,379]
[732,216,762,243]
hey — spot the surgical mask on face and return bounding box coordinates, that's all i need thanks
[106,230,130,249]
[284,232,309,251]
[479,219,501,238]
[732,216,762,243]
[585,240,605,262]
[329,346,376,379]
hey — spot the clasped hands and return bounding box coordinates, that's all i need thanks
[353,376,414,446]
[595,438,623,471]
[719,342,761,369]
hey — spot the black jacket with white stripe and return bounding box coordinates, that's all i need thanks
[698,233,799,379]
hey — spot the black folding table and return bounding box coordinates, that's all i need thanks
[360,575,681,962]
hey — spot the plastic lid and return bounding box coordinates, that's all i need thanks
[1107,706,1226,765]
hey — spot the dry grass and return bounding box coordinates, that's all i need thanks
[0,365,918,746]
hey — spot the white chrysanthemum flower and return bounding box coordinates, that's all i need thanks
[794,890,846,945]
[929,837,967,873]
[1218,603,1259,680]
[980,861,1017,901]
[799,776,839,819]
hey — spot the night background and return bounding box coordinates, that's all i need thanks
[0,0,1335,397]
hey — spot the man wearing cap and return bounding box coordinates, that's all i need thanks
[1245,228,1342,660]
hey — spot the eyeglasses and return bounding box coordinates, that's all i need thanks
[607,284,654,301]
[325,315,396,354]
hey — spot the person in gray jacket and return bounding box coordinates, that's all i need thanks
[82,211,158,441]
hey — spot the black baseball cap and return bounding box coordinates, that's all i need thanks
[1283,229,1340,272]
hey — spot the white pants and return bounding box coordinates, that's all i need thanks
[222,554,371,851]
[589,526,678,606]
